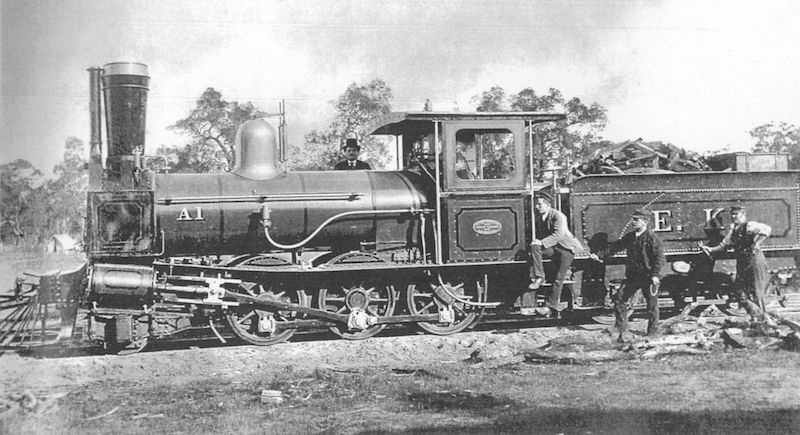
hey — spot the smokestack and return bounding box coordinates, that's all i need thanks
[102,62,149,162]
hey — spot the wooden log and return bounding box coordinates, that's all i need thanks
[629,334,716,350]
[766,311,800,333]
[640,346,709,359]
[524,349,633,364]
[655,302,699,335]
[469,355,527,370]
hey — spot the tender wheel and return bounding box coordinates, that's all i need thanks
[226,286,309,346]
[110,337,149,356]
[763,268,797,309]
[407,273,486,335]
[318,281,397,340]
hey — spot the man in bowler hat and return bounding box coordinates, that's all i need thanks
[592,209,666,341]
[334,138,371,170]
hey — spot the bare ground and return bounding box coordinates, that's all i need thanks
[1,320,799,434]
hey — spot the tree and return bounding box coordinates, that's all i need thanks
[288,79,394,170]
[749,122,800,168]
[167,88,268,172]
[44,137,88,237]
[472,86,608,172]
[471,86,508,112]
[0,159,43,244]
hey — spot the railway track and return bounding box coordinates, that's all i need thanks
[3,287,798,355]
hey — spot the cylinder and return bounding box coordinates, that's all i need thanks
[102,62,149,159]
[91,264,155,297]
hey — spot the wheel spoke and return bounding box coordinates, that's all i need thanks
[226,289,305,346]
[418,301,435,313]
[236,311,256,325]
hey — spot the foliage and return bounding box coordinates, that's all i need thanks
[749,122,800,168]
[472,86,608,172]
[0,138,88,245]
[0,159,43,243]
[287,79,394,170]
[472,86,508,112]
[44,137,88,237]
[288,130,342,171]
[166,88,268,173]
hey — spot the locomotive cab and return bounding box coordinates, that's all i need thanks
[368,112,566,263]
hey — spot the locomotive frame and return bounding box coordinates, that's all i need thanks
[8,62,800,353]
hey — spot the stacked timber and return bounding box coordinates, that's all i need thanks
[574,139,710,176]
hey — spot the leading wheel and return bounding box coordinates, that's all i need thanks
[407,273,486,335]
[226,285,309,346]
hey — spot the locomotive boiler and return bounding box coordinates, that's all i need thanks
[7,61,800,353]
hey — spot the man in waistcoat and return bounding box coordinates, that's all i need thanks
[700,205,771,318]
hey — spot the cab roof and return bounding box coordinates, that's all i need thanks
[366,111,567,136]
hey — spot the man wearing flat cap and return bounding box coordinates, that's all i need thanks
[592,209,666,341]
[528,191,584,315]
[334,138,371,170]
[700,205,771,318]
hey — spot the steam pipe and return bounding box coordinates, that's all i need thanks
[262,206,434,251]
[88,67,103,163]
[88,67,104,190]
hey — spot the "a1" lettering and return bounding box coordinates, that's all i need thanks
[177,207,205,221]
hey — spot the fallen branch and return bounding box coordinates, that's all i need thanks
[766,311,800,333]
[86,406,119,421]
[640,346,709,359]
[628,334,717,350]
[469,355,526,369]
[655,302,698,335]
[525,349,633,364]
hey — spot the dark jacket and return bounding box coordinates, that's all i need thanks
[535,207,584,254]
[601,228,666,280]
[334,160,371,170]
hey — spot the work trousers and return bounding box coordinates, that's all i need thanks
[734,249,768,316]
[614,277,659,335]
[530,244,574,310]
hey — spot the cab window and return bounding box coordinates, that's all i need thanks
[455,129,515,180]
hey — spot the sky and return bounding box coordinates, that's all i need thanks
[2,0,799,176]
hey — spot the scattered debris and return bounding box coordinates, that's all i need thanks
[86,406,119,421]
[783,332,800,351]
[469,355,526,369]
[131,413,165,420]
[525,349,632,364]
[463,303,800,366]
[391,368,448,380]
[260,389,284,405]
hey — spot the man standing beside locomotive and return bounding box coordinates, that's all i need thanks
[528,192,584,315]
[592,209,666,341]
[334,138,371,170]
[700,205,771,319]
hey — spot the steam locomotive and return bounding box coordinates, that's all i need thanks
[11,62,800,352]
